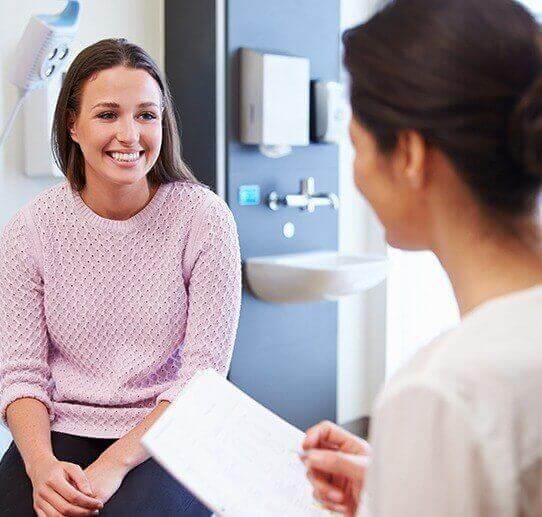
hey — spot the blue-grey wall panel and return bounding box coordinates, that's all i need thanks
[227,0,341,430]
[165,0,341,431]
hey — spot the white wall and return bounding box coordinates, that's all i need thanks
[337,0,387,424]
[386,249,459,378]
[0,0,164,456]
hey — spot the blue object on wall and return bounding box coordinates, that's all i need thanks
[238,185,261,206]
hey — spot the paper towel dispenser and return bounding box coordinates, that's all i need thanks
[239,48,310,157]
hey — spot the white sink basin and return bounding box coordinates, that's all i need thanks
[245,251,388,303]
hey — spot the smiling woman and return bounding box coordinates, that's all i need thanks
[0,39,241,516]
[52,39,197,194]
[65,65,167,219]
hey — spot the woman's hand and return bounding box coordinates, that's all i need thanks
[83,452,130,506]
[301,420,372,516]
[27,454,104,516]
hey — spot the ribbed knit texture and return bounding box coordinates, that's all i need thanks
[0,181,241,438]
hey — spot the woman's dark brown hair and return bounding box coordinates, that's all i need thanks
[343,0,542,215]
[52,38,198,191]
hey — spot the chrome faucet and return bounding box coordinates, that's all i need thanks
[267,177,339,213]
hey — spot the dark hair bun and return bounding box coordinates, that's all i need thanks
[509,76,542,178]
[343,0,542,214]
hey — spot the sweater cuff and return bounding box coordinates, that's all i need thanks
[0,383,54,429]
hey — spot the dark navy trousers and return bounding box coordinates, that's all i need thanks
[0,431,210,516]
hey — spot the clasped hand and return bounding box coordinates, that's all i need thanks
[28,452,128,516]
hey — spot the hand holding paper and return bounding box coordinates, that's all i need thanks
[302,420,371,515]
[142,369,334,516]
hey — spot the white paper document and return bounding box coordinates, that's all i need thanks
[141,369,333,516]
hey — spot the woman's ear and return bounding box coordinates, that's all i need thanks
[67,113,79,143]
[394,130,427,190]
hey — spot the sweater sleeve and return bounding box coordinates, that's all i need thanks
[0,210,54,428]
[156,194,241,403]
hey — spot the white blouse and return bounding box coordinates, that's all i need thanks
[360,284,542,517]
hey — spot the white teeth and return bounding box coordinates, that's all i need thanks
[110,152,141,162]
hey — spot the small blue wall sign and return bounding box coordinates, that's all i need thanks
[238,185,261,206]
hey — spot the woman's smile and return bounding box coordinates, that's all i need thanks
[104,149,145,168]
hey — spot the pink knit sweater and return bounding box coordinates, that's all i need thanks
[0,180,241,438]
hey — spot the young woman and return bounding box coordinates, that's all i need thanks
[0,39,241,516]
[301,0,542,515]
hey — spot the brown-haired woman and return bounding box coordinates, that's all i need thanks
[301,0,542,515]
[0,39,241,516]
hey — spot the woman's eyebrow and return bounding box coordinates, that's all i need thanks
[90,101,160,110]
[138,102,160,109]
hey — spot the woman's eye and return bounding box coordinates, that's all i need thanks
[96,111,157,121]
[139,112,157,121]
[97,112,116,120]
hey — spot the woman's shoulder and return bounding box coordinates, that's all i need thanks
[2,181,70,236]
[396,286,542,388]
[167,180,235,226]
[169,180,227,207]
[381,287,542,447]
[433,286,542,384]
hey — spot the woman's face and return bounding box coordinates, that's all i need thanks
[69,65,163,188]
[349,116,429,250]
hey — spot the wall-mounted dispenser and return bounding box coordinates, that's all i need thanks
[311,80,349,144]
[239,48,310,158]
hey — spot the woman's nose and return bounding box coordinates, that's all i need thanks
[116,117,139,145]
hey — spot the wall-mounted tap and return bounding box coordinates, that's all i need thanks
[267,177,339,213]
